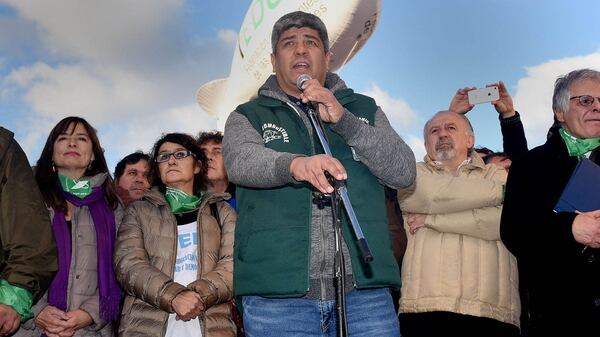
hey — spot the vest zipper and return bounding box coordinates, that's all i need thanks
[286,100,318,294]
[285,101,316,155]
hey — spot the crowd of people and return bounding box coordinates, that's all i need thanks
[0,10,598,337]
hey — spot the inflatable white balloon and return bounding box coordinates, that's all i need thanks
[196,0,381,130]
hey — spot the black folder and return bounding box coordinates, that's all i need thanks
[554,158,600,213]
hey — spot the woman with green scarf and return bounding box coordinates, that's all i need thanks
[15,116,121,337]
[114,133,236,337]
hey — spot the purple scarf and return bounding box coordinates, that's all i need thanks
[48,185,121,322]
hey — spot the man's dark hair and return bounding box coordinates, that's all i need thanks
[197,131,223,146]
[474,146,494,158]
[484,151,508,164]
[271,11,329,54]
[114,151,150,180]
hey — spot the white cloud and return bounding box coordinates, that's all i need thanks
[358,82,422,161]
[18,116,56,158]
[406,133,425,162]
[360,82,418,130]
[109,104,218,157]
[513,49,600,146]
[7,62,137,121]
[217,29,238,45]
[0,1,234,168]
[2,0,185,65]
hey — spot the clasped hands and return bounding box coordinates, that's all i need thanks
[171,290,204,322]
[35,307,92,337]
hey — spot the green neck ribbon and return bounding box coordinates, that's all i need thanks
[559,128,600,158]
[165,186,204,214]
[58,174,92,199]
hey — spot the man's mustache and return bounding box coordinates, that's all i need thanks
[435,139,454,150]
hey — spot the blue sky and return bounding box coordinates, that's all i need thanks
[1,0,599,170]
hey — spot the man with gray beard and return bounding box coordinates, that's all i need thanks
[397,111,521,337]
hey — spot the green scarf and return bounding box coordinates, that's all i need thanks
[559,128,600,158]
[165,187,204,214]
[58,174,92,199]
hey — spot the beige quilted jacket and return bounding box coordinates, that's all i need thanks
[398,153,520,328]
[114,188,236,337]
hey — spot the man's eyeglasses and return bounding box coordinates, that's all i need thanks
[570,95,600,107]
[156,150,194,163]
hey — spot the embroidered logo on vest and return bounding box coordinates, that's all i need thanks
[261,123,290,143]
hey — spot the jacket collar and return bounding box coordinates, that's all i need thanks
[255,72,355,108]
[546,127,574,160]
[85,172,109,187]
[424,150,486,174]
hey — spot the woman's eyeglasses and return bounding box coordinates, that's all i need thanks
[156,150,194,163]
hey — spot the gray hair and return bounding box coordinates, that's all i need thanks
[423,111,474,139]
[553,68,600,113]
[271,11,329,54]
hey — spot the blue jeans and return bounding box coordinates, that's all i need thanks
[242,287,400,337]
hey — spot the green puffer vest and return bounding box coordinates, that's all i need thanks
[234,89,400,297]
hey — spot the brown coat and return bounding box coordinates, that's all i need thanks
[114,188,236,337]
[0,128,56,307]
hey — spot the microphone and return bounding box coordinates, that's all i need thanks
[296,74,320,113]
[296,74,312,91]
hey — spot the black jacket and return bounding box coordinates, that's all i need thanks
[500,131,600,336]
[500,111,528,159]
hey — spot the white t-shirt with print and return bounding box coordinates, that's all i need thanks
[165,221,202,337]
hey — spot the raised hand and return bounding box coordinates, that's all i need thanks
[299,78,345,123]
[448,87,476,114]
[489,81,516,118]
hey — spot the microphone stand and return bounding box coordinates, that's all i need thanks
[305,103,373,337]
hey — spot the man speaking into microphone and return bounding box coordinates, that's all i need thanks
[223,11,416,336]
